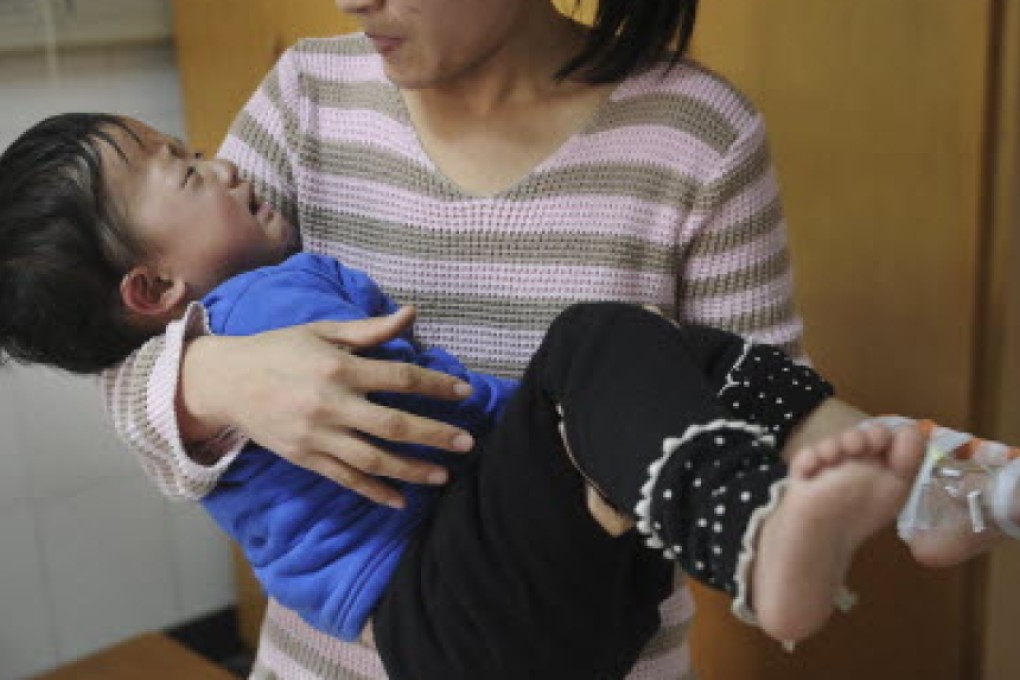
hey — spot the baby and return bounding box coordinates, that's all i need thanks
[0,113,1009,675]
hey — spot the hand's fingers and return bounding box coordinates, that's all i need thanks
[341,398,475,453]
[307,307,417,350]
[310,429,452,486]
[345,353,473,401]
[305,453,409,509]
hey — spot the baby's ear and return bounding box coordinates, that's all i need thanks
[120,265,187,319]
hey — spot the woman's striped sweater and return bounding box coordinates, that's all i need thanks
[103,34,803,680]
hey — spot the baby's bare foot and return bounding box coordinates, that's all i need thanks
[751,425,925,642]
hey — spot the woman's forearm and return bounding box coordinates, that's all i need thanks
[178,335,236,443]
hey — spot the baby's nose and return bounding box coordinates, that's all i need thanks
[209,158,240,186]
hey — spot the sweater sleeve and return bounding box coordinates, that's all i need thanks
[99,302,248,501]
[677,114,806,360]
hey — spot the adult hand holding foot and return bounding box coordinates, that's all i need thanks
[178,306,475,508]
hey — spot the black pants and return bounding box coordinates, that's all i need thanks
[374,303,833,680]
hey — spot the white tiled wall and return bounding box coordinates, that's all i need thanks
[0,43,234,680]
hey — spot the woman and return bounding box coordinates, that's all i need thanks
[106,0,801,677]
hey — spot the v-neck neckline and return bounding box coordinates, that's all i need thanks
[391,80,624,200]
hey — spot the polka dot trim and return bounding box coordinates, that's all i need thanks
[718,342,835,448]
[634,420,774,556]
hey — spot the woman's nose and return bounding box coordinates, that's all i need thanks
[335,0,382,15]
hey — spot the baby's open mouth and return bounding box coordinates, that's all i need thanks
[250,194,277,225]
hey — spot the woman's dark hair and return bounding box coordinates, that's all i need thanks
[0,112,152,374]
[557,0,699,83]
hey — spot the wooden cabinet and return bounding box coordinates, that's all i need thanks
[171,1,1019,677]
[171,0,358,154]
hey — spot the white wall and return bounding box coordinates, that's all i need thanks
[0,42,234,680]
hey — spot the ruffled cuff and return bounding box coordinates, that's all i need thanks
[730,477,788,625]
[634,419,774,557]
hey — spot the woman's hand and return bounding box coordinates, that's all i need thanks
[179,307,475,508]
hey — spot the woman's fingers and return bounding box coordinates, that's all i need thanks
[344,351,473,401]
[339,396,474,453]
[313,428,452,482]
[303,452,410,509]
[311,313,473,402]
[301,428,456,507]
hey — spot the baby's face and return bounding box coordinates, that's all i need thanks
[99,118,297,297]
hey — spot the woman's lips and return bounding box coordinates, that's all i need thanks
[366,34,402,54]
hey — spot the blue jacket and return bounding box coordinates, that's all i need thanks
[201,253,517,640]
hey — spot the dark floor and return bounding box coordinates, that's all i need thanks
[165,607,254,677]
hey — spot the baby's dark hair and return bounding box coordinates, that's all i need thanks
[0,113,154,375]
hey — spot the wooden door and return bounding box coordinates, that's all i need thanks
[686,2,1003,679]
[978,2,1020,679]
